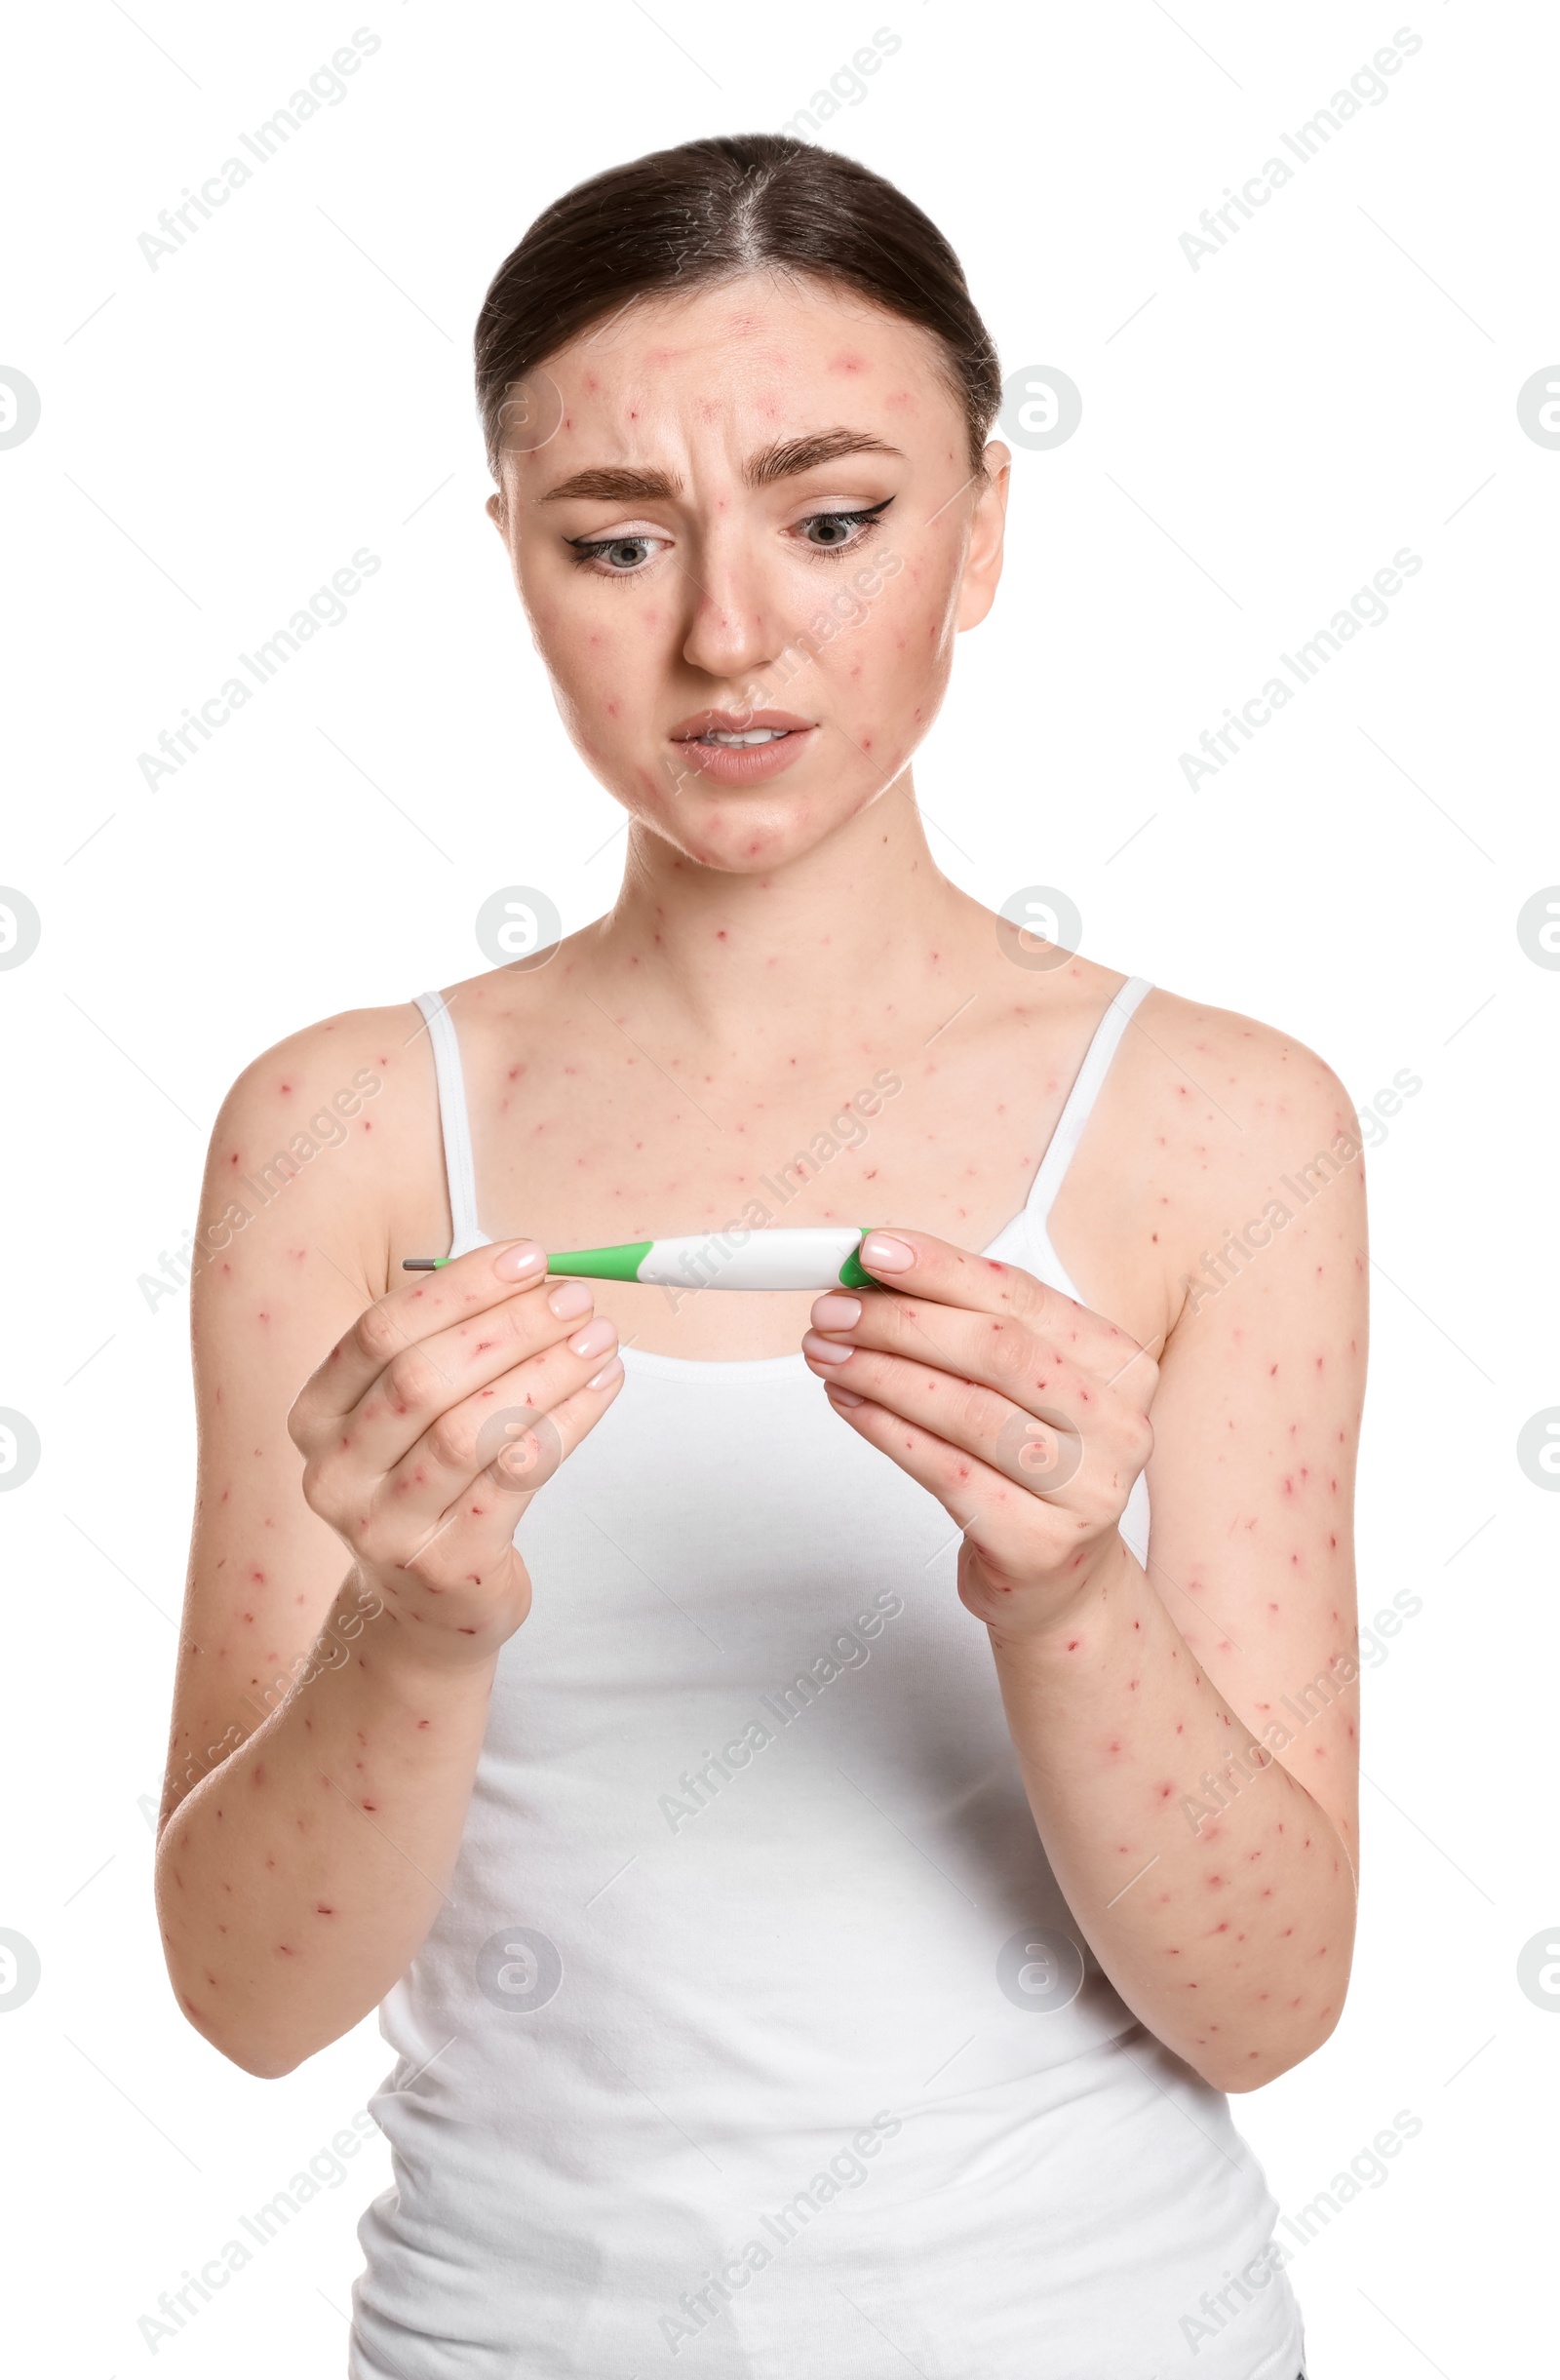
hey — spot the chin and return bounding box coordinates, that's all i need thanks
[642,777,891,874]
[652,809,829,874]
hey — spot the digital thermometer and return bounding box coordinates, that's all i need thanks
[404,1226,878,1291]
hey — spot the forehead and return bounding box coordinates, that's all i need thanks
[531,272,951,449]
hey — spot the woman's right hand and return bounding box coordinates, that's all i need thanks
[288,1240,621,1664]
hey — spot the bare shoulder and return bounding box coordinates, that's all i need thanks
[198,997,445,1303]
[1055,978,1367,1337]
[1121,983,1356,1151]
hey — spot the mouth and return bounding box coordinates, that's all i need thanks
[690,725,794,747]
[667,709,818,786]
[669,708,816,746]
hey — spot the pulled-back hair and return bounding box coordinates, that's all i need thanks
[474,134,1001,478]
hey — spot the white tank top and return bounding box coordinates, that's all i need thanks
[348,976,1306,2380]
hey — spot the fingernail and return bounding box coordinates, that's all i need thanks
[810,1293,861,1330]
[802,1330,854,1367]
[588,1355,624,1390]
[826,1383,865,1407]
[860,1232,915,1273]
[568,1316,618,1360]
[494,1240,545,1281]
[547,1279,594,1319]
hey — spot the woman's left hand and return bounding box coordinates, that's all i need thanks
[801,1229,1159,1639]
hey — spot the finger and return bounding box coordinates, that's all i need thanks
[376,1311,620,1526]
[397,1359,626,1587]
[300,1238,551,1425]
[817,1380,1044,1542]
[330,1272,607,1484]
[853,1229,1149,1381]
[805,1341,1088,1500]
[807,1282,1103,1416]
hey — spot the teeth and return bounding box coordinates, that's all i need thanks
[701,727,790,745]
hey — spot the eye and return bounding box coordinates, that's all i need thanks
[795,498,893,553]
[566,532,669,576]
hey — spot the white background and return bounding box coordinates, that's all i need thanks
[2,2,1554,2372]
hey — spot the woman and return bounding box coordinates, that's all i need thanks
[157,136,1361,2378]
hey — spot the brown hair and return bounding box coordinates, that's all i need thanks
[474,134,1001,480]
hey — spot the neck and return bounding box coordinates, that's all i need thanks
[591,765,979,1052]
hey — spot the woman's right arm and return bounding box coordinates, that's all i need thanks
[154,1013,622,2078]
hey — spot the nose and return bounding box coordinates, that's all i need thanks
[677,527,786,690]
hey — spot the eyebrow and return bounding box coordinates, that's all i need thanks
[537,428,906,504]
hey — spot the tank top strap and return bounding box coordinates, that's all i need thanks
[1023,975,1153,1230]
[412,989,491,1256]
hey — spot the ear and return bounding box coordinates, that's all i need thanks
[486,489,507,537]
[956,441,1010,633]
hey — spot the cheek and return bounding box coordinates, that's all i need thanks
[840,573,959,757]
[863,570,957,689]
[534,602,668,727]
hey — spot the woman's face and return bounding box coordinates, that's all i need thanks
[488,272,1009,874]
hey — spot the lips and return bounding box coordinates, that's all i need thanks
[669,707,816,747]
[666,707,820,787]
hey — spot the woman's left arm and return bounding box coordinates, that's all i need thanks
[802,1048,1366,2092]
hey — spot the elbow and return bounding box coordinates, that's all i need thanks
[160,1958,310,2080]
[1197,2006,1346,2096]
[225,2041,306,2082]
[176,1998,308,2080]
[1208,2050,1302,2095]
